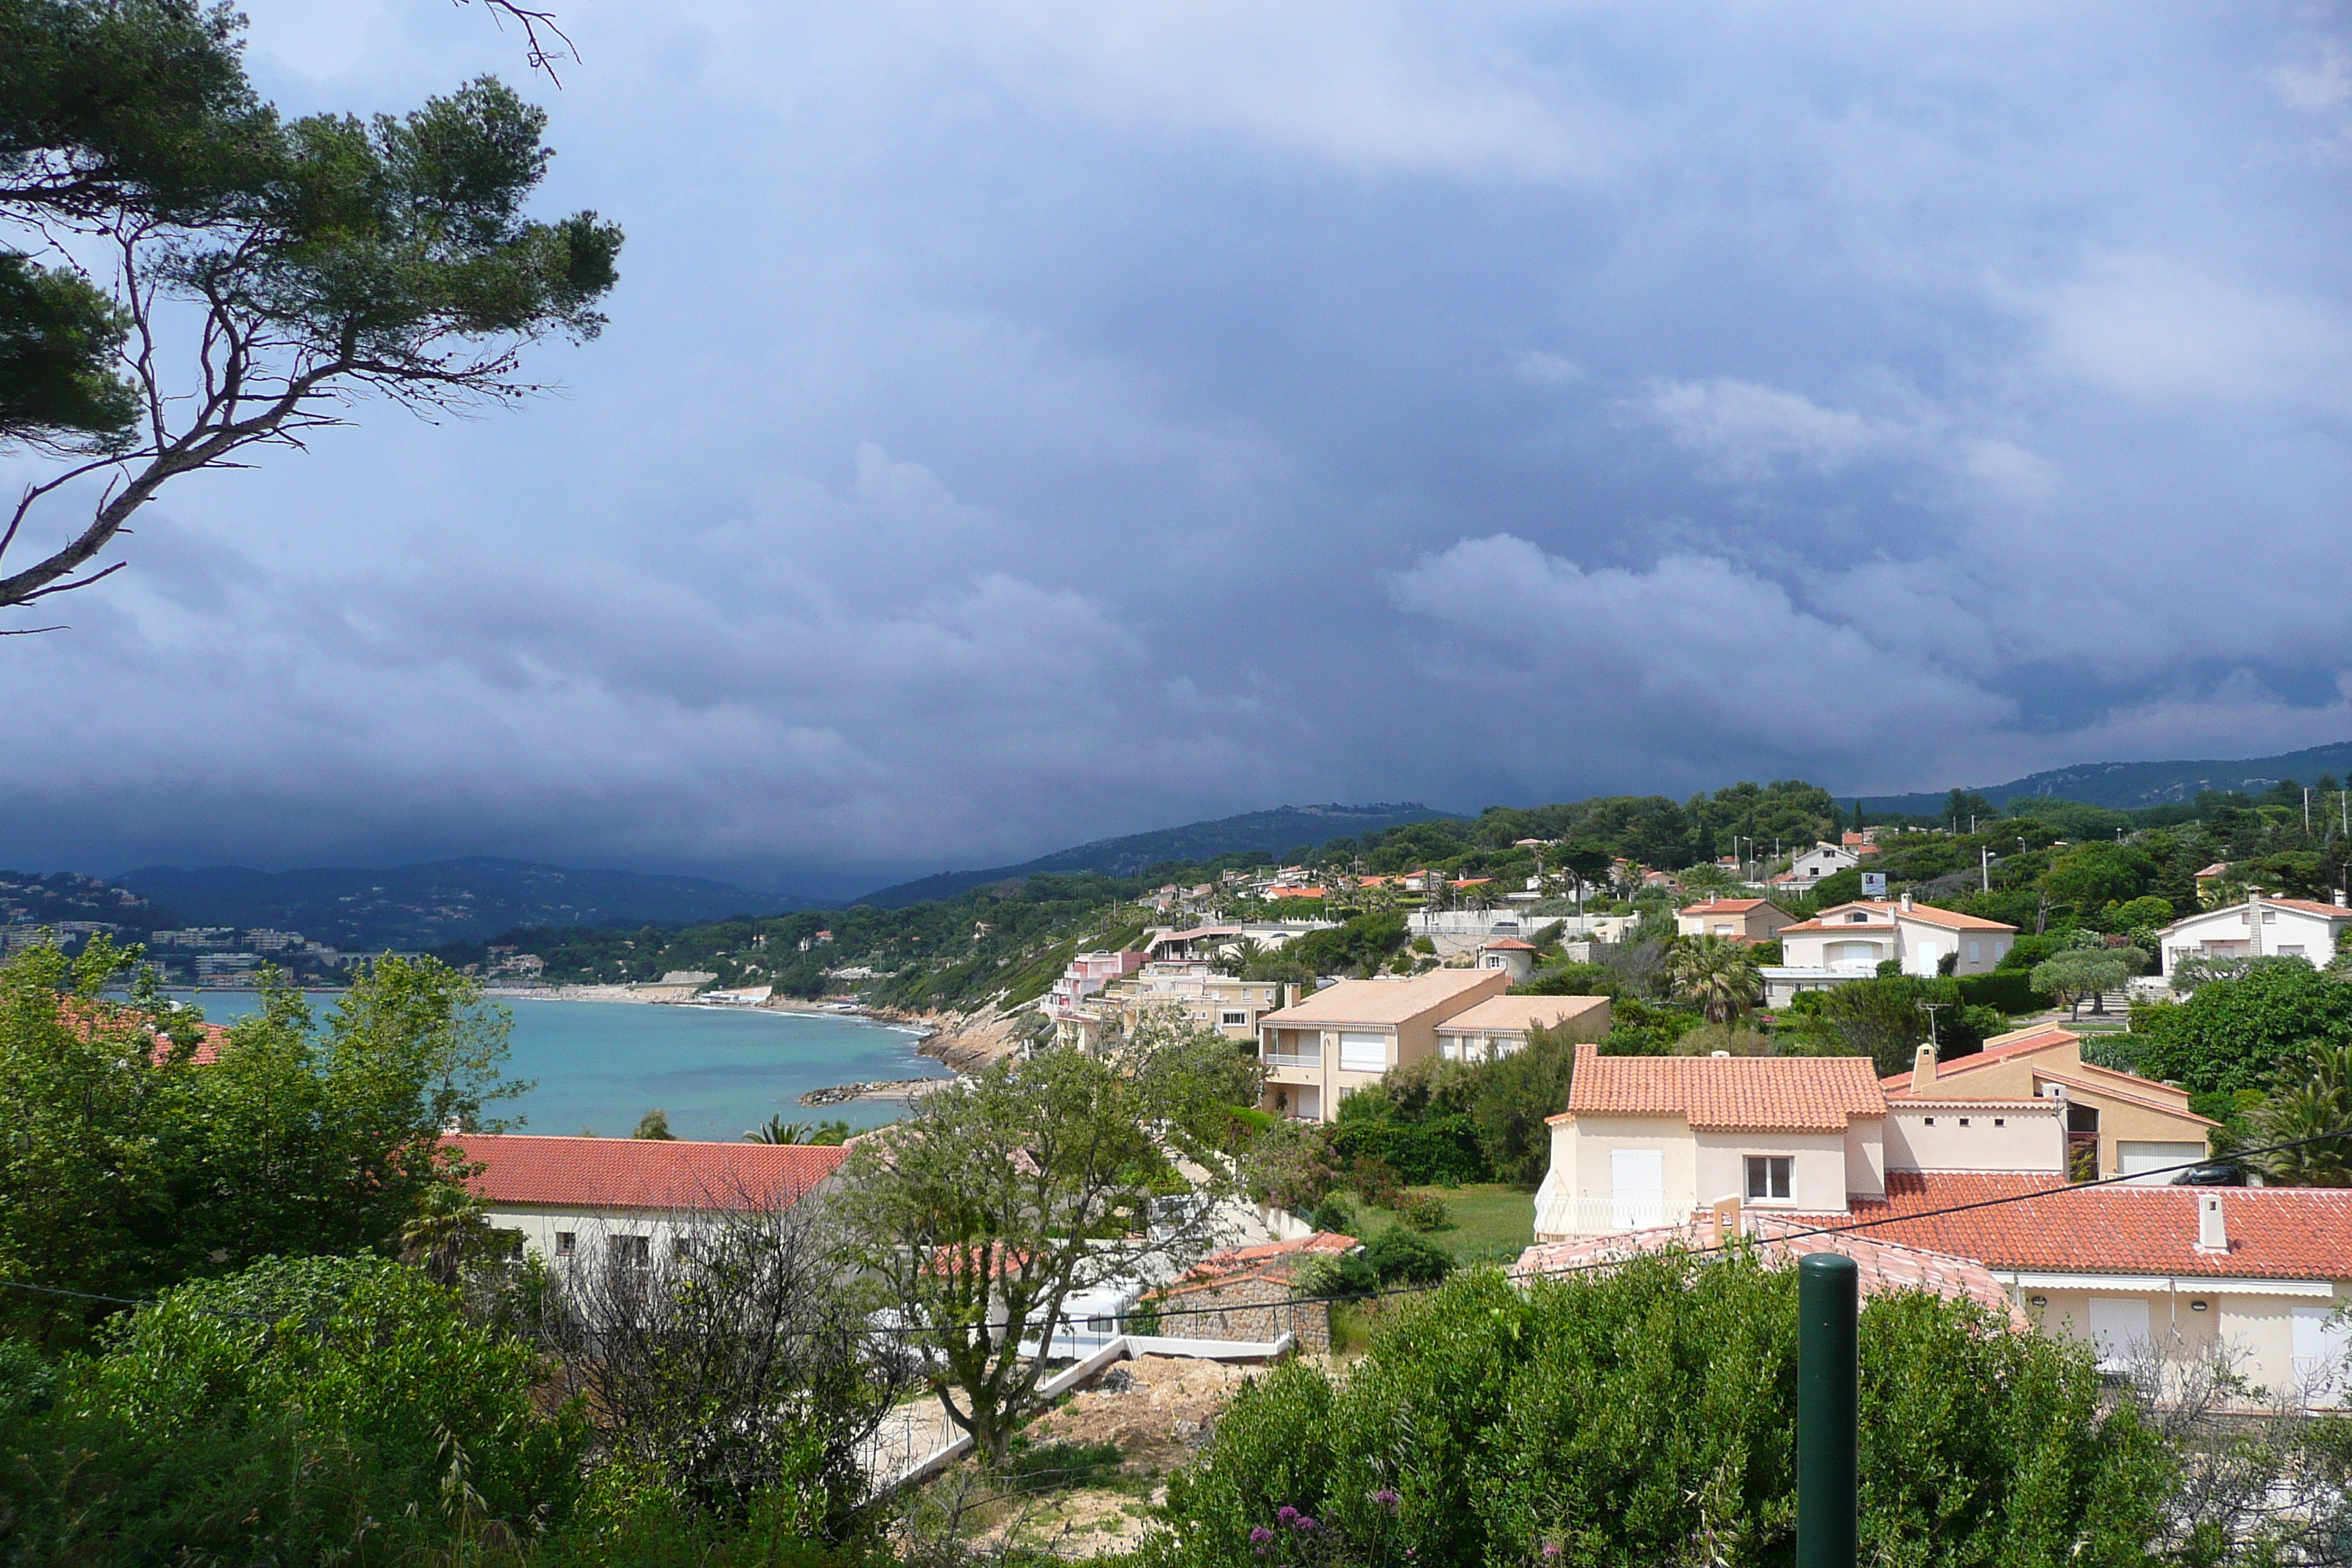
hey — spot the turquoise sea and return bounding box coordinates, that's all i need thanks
[163,992,949,1141]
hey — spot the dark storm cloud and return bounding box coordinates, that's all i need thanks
[4,1,2349,886]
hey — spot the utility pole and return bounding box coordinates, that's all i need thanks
[1796,1254,1859,1568]
[2304,787,2313,837]
[1917,1000,1947,1055]
[1980,845,1991,892]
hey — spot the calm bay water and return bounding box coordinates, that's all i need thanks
[165,992,948,1140]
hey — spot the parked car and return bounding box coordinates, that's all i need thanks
[2170,1162,2250,1187]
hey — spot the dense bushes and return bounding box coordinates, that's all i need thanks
[0,1256,590,1564]
[1142,1256,2170,1568]
[1954,968,2044,1015]
[2130,958,2352,1096]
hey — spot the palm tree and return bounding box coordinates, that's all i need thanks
[2248,1041,2352,1187]
[1669,937,1763,1025]
[745,1114,852,1145]
[400,1183,493,1286]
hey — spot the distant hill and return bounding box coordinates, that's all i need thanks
[114,858,795,950]
[1856,740,2352,816]
[0,870,176,934]
[855,802,1460,910]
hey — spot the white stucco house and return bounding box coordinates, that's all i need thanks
[1761,897,2016,1007]
[1775,842,1861,886]
[2155,894,2352,977]
[1531,1044,2063,1240]
[449,1134,849,1270]
[1520,1046,2352,1409]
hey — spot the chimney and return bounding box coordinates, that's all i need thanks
[1911,1043,1938,1096]
[2336,888,2347,908]
[1708,1194,1743,1246]
[2196,1193,2228,1253]
[1281,982,1300,1011]
[1899,893,1914,912]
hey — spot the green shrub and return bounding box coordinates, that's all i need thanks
[1360,1229,1452,1287]
[0,1255,588,1564]
[1308,1196,1357,1235]
[1295,1251,1378,1301]
[1142,1258,2168,1568]
[1330,1118,1482,1186]
[1392,1193,1451,1232]
[1954,969,2043,1015]
[997,1438,1125,1492]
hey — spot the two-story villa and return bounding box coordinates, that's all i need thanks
[1887,1025,2215,1180]
[1435,994,1610,1063]
[1761,896,2016,1006]
[1674,898,1797,943]
[1531,1044,2064,1239]
[1256,968,1507,1122]
[2155,894,2352,976]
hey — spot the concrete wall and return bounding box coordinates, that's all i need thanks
[1692,1128,1850,1213]
[1885,1104,2065,1174]
[1150,1272,1333,1354]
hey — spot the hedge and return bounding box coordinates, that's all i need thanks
[1329,1113,1487,1185]
[1955,970,2045,1015]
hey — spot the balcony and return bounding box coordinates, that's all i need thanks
[1530,1194,1690,1239]
[1262,1051,1322,1077]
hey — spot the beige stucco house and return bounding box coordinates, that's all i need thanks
[1435,994,1610,1063]
[1885,1025,2216,1180]
[1762,896,2016,1006]
[1256,968,1507,1122]
[1675,898,1798,943]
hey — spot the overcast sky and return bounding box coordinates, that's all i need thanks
[4,1,2349,896]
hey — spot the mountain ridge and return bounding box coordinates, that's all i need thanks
[853,802,1460,908]
[114,856,799,949]
[1855,739,2352,815]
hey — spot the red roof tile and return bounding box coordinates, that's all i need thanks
[1558,1042,1886,1131]
[448,1134,846,1213]
[1512,1215,2023,1325]
[1828,1172,2352,1280]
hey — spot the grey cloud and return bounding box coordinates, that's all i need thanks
[3,1,2350,882]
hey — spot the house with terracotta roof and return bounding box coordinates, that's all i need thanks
[1436,994,1610,1064]
[1674,898,1796,943]
[1256,968,1507,1122]
[1832,1175,2352,1403]
[1761,896,2016,1006]
[448,1134,848,1270]
[2153,893,2352,979]
[1531,1043,2063,1241]
[1520,1051,2352,1406]
[1888,1026,2215,1182]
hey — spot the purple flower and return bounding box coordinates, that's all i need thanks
[1542,1544,1562,1559]
[1373,1488,1401,1511]
[1276,1506,1300,1526]
[1250,1526,1275,1555]
[1294,1516,1319,1533]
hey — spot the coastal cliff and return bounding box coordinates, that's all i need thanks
[876,1000,1039,1070]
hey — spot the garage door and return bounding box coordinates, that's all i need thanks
[2117,1141,2206,1184]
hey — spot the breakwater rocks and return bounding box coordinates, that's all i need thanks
[797,1077,953,1107]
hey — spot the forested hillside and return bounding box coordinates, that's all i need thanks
[436,773,2352,1012]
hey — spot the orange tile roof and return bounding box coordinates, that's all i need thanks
[1879,1026,2081,1090]
[61,997,230,1066]
[1782,900,2013,934]
[1512,1214,2023,1325]
[448,1134,845,1213]
[1261,968,1502,1027]
[1681,898,1777,914]
[1481,938,1537,951]
[2264,897,2352,918]
[1557,1042,1886,1130]
[1831,1173,2352,1279]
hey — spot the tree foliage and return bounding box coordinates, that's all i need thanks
[1,1,620,617]
[2131,960,2352,1096]
[2245,1039,2352,1187]
[0,939,523,1344]
[0,1254,589,1563]
[834,1022,1253,1461]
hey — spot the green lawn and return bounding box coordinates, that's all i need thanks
[1333,1183,1536,1267]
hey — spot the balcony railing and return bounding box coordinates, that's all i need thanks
[1262,1051,1321,1071]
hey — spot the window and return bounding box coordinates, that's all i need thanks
[1221,1010,1248,1027]
[2280,944,2307,957]
[1994,1117,2006,1127]
[2263,910,2277,923]
[1338,1031,1387,1073]
[612,1235,652,1269]
[554,1231,576,1258]
[1967,941,1980,963]
[1959,1117,1971,1126]
[1744,1156,1793,1200]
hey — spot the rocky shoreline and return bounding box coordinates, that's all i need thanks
[797,1076,954,1107]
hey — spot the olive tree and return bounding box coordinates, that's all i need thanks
[834,1017,1256,1463]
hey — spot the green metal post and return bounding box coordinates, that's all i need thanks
[1796,1253,1858,1568]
